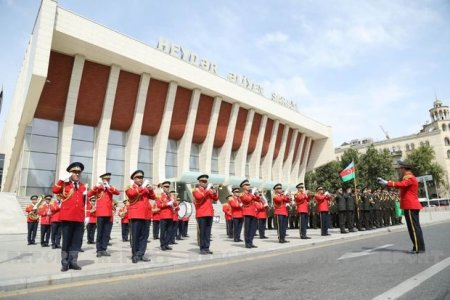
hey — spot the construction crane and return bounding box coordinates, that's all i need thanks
[380,125,390,140]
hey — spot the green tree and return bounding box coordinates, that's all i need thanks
[358,145,395,189]
[406,145,445,185]
[339,148,360,170]
[305,160,343,193]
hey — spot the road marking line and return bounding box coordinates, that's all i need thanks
[338,244,393,260]
[372,257,450,300]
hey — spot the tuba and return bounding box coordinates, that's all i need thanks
[28,195,45,221]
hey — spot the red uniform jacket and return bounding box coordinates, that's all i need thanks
[50,201,61,222]
[315,193,331,212]
[240,191,260,217]
[192,186,219,218]
[52,180,87,222]
[273,194,290,216]
[295,192,309,213]
[388,171,422,210]
[229,196,243,218]
[118,206,129,224]
[125,184,156,220]
[86,202,97,224]
[87,184,120,217]
[25,204,39,223]
[151,201,161,221]
[172,200,180,221]
[255,201,268,219]
[222,202,233,221]
[38,203,52,225]
[157,192,176,220]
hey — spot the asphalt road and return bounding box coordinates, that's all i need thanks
[5,222,450,300]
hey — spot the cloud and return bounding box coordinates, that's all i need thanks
[257,31,289,47]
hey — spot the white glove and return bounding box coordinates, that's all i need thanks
[59,172,71,182]
[240,203,243,207]
[103,182,110,190]
[83,190,87,196]
[285,203,290,207]
[142,179,150,187]
[167,200,174,207]
[377,177,388,185]
[251,187,257,195]
[84,217,89,226]
[264,203,268,208]
[325,191,330,196]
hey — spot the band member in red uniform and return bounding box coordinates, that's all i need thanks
[222,197,233,238]
[294,183,311,239]
[85,196,97,245]
[255,193,268,239]
[87,172,120,257]
[38,195,52,247]
[52,162,86,272]
[157,181,175,251]
[240,179,261,248]
[273,183,290,243]
[315,186,332,236]
[125,170,156,263]
[192,174,219,254]
[229,186,244,242]
[118,199,129,242]
[169,190,180,245]
[378,160,426,253]
[25,195,39,245]
[50,196,62,248]
[151,200,161,240]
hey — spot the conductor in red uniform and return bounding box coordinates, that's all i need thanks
[192,174,219,254]
[52,162,86,272]
[125,170,156,263]
[88,172,120,257]
[378,160,425,253]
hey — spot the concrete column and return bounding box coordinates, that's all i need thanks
[56,54,85,178]
[272,125,290,183]
[177,89,201,177]
[282,130,299,184]
[92,64,120,184]
[152,81,177,183]
[290,134,306,183]
[218,103,240,177]
[249,115,267,179]
[199,97,222,173]
[235,109,255,177]
[260,120,280,181]
[298,137,312,180]
[123,73,150,187]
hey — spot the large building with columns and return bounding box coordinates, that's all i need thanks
[0,0,334,201]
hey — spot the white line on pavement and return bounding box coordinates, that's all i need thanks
[372,256,450,300]
[337,244,393,260]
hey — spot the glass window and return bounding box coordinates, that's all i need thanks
[442,124,447,131]
[190,144,200,172]
[107,144,125,160]
[245,154,251,178]
[70,155,93,175]
[28,152,57,170]
[72,124,95,141]
[138,149,152,164]
[137,162,152,179]
[31,118,59,137]
[229,151,236,176]
[165,139,178,178]
[211,148,219,174]
[447,150,450,159]
[29,135,58,153]
[108,130,126,146]
[106,160,124,175]
[139,135,153,149]
[26,169,55,188]
[445,138,450,146]
[138,135,153,181]
[71,140,94,157]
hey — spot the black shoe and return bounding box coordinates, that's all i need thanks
[321,234,331,236]
[52,245,56,249]
[238,239,244,242]
[206,250,213,254]
[260,236,268,239]
[301,236,311,239]
[200,250,208,255]
[79,249,84,252]
[140,256,151,262]
[30,241,37,245]
[161,246,167,251]
[61,264,69,272]
[245,245,252,248]
[349,229,357,232]
[132,256,139,263]
[341,231,348,234]
[166,246,172,250]
[42,244,49,247]
[103,251,111,256]
[96,252,103,257]
[69,263,82,270]
[251,245,258,248]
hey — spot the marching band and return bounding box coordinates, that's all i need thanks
[24,161,409,271]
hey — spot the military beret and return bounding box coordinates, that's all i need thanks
[296,183,304,189]
[130,170,144,179]
[66,162,84,173]
[273,183,282,190]
[197,174,209,181]
[240,179,250,187]
[232,186,240,192]
[99,172,112,179]
[30,195,38,200]
[397,160,412,169]
[161,181,171,186]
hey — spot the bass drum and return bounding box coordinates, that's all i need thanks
[178,202,193,219]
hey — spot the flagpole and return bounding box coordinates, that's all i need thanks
[352,160,360,223]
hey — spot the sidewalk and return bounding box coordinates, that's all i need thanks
[1,209,449,292]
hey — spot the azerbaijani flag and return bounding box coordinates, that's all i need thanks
[340,161,355,182]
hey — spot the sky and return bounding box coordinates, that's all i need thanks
[1,0,450,148]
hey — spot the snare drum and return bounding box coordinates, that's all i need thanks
[178,202,193,219]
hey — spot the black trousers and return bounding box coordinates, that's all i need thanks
[404,210,425,252]
[145,220,151,242]
[226,219,234,238]
[346,210,354,231]
[276,215,288,242]
[27,222,38,244]
[244,216,257,247]
[170,220,178,243]
[267,216,273,229]
[51,222,62,246]
[183,220,189,236]
[298,213,309,237]
[121,223,129,241]
[130,219,148,258]
[319,212,329,235]
[177,220,184,238]
[40,224,51,245]
[96,216,112,252]
[153,220,160,239]
[86,223,96,243]
[338,211,347,232]
[233,218,243,241]
[257,218,266,238]
[160,219,173,248]
[197,216,213,251]
[61,221,83,267]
